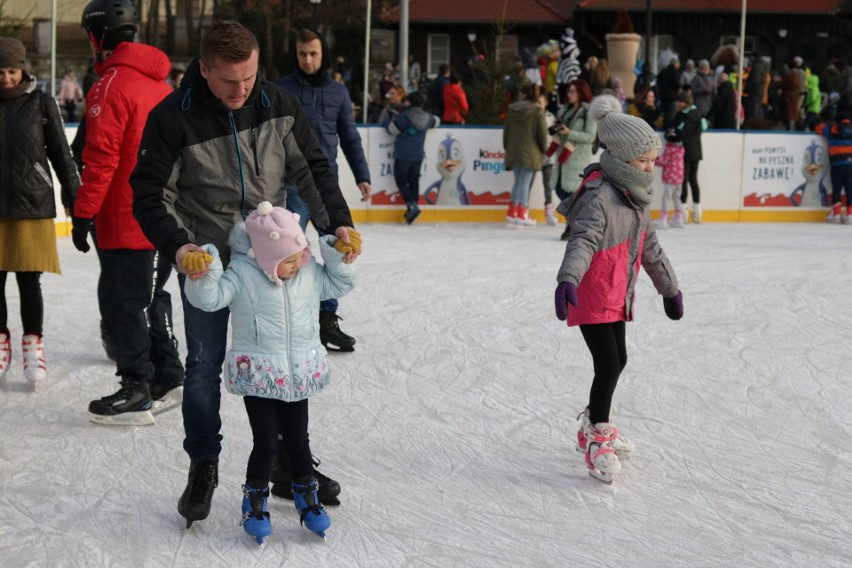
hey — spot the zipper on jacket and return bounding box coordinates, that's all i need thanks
[250,125,260,176]
[282,282,293,400]
[228,109,248,219]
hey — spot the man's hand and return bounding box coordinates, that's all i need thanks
[176,243,211,280]
[182,251,214,273]
[333,229,362,254]
[334,226,362,263]
[357,182,372,202]
[71,217,93,253]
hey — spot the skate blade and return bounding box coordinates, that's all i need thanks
[151,387,184,415]
[588,468,615,483]
[89,410,155,426]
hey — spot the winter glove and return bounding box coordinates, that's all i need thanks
[555,281,579,321]
[663,290,684,320]
[71,216,93,253]
[333,229,362,254]
[181,251,214,273]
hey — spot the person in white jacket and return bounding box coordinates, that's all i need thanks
[183,202,357,544]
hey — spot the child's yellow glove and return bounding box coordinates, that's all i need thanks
[333,230,362,254]
[182,251,214,273]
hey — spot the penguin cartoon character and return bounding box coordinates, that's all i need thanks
[424,134,471,205]
[790,140,830,207]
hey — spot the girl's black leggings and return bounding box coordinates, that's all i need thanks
[579,321,627,424]
[681,160,701,204]
[0,271,43,336]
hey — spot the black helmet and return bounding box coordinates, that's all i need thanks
[81,0,139,51]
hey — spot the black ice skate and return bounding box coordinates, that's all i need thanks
[149,381,184,415]
[319,311,355,352]
[270,452,341,506]
[178,461,218,528]
[88,378,154,426]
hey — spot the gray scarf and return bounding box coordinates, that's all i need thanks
[599,151,654,206]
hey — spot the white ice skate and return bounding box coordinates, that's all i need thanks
[22,334,46,385]
[576,409,635,459]
[582,421,622,483]
[545,203,558,226]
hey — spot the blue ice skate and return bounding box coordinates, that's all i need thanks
[292,477,330,539]
[241,485,271,544]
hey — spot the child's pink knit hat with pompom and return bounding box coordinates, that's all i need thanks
[245,201,310,287]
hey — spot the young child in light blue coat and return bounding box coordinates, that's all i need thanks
[183,201,357,543]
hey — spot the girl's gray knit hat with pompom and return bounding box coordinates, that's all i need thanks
[589,94,661,161]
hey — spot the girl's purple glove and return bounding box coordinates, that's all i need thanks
[663,290,684,320]
[555,281,578,321]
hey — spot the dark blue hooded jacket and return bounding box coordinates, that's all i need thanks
[274,33,370,184]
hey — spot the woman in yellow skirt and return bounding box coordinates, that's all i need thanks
[0,38,80,385]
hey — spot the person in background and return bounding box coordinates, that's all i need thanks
[536,93,558,226]
[554,94,682,484]
[549,79,598,239]
[272,25,372,501]
[744,53,769,120]
[589,57,612,96]
[379,84,406,124]
[815,110,852,223]
[58,67,83,123]
[503,83,547,227]
[0,37,80,386]
[442,73,469,125]
[654,128,686,229]
[657,55,682,128]
[672,91,705,223]
[384,91,440,224]
[408,54,421,91]
[708,72,737,129]
[427,64,450,121]
[679,59,697,90]
[183,202,356,544]
[627,86,663,129]
[168,66,184,89]
[691,59,714,117]
[73,0,184,425]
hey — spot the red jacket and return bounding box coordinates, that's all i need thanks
[74,42,172,249]
[442,83,469,124]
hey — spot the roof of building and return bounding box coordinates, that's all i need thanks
[572,0,843,13]
[380,0,571,25]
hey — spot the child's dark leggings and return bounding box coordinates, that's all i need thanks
[243,396,313,489]
[681,160,701,204]
[579,321,627,424]
[0,271,43,336]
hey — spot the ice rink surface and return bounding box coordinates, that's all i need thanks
[0,222,849,567]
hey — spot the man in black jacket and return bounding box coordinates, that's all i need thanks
[131,20,360,529]
[657,56,682,128]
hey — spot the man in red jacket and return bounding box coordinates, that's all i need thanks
[72,0,184,426]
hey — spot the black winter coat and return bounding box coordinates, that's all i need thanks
[709,81,737,130]
[0,79,80,219]
[672,105,703,162]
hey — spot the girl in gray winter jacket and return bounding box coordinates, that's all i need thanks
[554,96,684,483]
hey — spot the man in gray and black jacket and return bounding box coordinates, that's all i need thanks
[131,20,360,529]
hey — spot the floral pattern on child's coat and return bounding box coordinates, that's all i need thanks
[225,349,331,402]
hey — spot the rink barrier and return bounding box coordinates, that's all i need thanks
[54,126,832,236]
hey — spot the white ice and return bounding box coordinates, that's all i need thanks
[0,222,849,567]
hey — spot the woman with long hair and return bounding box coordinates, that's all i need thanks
[548,79,598,239]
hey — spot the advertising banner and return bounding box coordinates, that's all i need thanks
[741,133,832,208]
[369,126,517,206]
